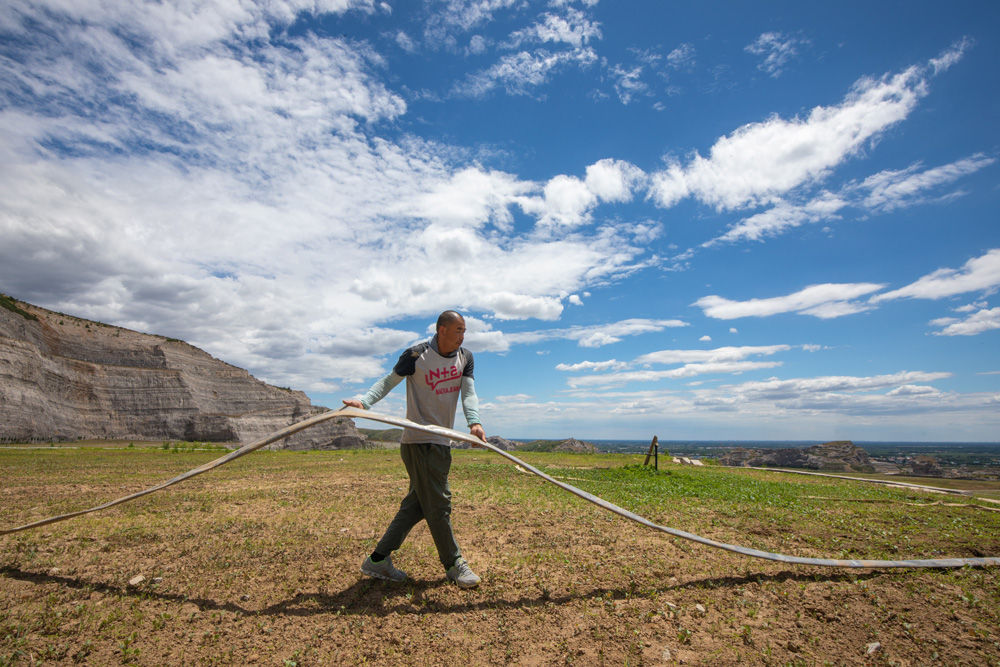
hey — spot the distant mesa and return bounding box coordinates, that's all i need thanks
[515,437,599,454]
[485,435,519,451]
[718,441,876,473]
[0,295,365,450]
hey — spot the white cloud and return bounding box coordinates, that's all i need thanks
[610,64,648,104]
[696,153,992,249]
[584,159,646,202]
[699,335,712,342]
[636,345,791,366]
[860,154,995,212]
[929,36,974,74]
[695,283,886,320]
[409,167,533,228]
[564,344,792,389]
[568,294,584,306]
[874,249,1000,302]
[722,371,951,400]
[729,328,738,334]
[507,318,688,348]
[423,0,522,45]
[535,174,597,226]
[666,43,695,69]
[650,45,965,211]
[745,32,810,78]
[0,1,656,392]
[567,361,783,388]
[454,46,598,97]
[930,307,1000,336]
[507,7,601,48]
[555,359,628,372]
[708,192,847,245]
[886,385,941,397]
[520,159,647,228]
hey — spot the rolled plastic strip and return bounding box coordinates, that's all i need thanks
[3,408,999,569]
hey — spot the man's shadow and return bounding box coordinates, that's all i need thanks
[0,564,886,618]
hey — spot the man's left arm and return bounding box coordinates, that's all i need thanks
[460,375,485,442]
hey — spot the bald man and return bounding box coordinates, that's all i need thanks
[344,310,485,588]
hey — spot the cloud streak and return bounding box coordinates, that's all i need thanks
[695,284,886,320]
[650,41,970,212]
[874,248,1000,302]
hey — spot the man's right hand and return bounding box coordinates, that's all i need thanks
[342,399,364,409]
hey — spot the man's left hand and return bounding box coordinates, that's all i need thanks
[469,424,486,447]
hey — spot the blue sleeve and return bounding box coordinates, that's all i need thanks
[359,372,404,409]
[461,376,481,427]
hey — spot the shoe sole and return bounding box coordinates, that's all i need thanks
[360,566,406,583]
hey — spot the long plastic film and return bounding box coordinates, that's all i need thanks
[3,408,999,569]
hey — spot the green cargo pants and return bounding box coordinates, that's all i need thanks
[374,442,461,569]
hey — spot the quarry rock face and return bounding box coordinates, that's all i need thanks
[719,441,875,472]
[0,297,364,449]
[485,435,520,451]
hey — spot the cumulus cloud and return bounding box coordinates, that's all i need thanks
[874,249,1000,302]
[695,284,886,320]
[519,159,647,228]
[650,44,967,211]
[0,0,651,391]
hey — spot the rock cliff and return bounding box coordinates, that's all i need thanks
[0,296,365,449]
[719,441,874,473]
[517,437,598,453]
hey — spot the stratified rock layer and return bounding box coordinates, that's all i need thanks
[0,298,364,449]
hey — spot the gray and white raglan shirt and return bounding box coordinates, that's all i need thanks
[357,334,481,446]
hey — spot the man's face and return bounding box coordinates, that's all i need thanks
[437,317,466,355]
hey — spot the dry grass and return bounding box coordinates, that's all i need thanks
[2,446,1000,665]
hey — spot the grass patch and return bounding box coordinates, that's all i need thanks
[0,294,38,321]
[1,447,999,665]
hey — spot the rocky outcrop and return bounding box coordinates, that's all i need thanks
[908,455,943,477]
[0,296,364,449]
[518,437,599,453]
[719,441,875,473]
[486,435,521,451]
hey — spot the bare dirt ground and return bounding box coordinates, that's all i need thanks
[2,447,999,665]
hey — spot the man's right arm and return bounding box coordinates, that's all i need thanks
[343,371,403,410]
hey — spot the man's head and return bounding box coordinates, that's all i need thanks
[436,310,466,355]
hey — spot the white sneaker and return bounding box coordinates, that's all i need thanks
[446,557,481,589]
[361,555,407,582]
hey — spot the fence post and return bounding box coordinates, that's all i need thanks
[643,435,659,467]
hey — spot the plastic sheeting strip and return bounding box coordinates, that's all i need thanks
[3,408,999,569]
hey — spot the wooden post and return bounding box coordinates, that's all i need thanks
[643,435,659,467]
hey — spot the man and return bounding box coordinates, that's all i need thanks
[343,310,485,588]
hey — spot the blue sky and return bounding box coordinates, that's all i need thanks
[1,1,999,441]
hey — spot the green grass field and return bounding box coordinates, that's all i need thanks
[2,446,999,665]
